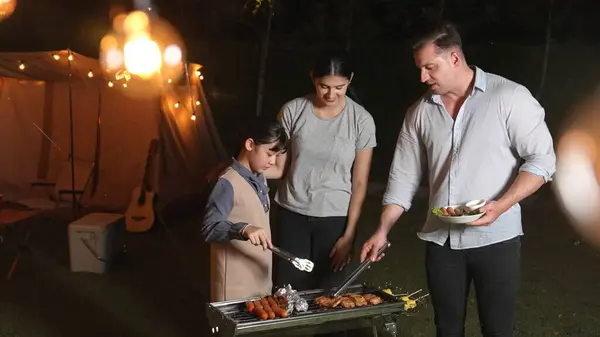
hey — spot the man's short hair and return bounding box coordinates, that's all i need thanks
[410,21,463,53]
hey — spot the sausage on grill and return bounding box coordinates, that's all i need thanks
[246,301,256,313]
[254,307,268,320]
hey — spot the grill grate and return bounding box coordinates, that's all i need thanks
[206,284,409,336]
[224,290,393,324]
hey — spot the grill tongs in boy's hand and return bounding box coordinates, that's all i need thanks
[332,241,391,297]
[269,245,314,272]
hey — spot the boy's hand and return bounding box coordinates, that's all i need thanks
[242,225,272,250]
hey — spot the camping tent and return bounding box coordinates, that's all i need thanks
[0,50,227,213]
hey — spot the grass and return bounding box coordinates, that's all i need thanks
[0,189,599,337]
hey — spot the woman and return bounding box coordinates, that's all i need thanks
[266,50,377,291]
[201,117,288,301]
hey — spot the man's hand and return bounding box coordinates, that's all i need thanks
[241,225,272,250]
[466,200,509,226]
[360,231,388,263]
[330,235,353,272]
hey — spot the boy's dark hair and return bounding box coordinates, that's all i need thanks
[410,20,463,53]
[242,116,288,153]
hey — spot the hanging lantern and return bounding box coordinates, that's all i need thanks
[99,8,186,100]
[0,0,17,22]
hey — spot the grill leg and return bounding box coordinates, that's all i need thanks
[383,322,397,337]
[372,324,379,337]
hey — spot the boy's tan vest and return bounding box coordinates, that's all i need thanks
[210,167,272,301]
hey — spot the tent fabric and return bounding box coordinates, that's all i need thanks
[0,50,227,211]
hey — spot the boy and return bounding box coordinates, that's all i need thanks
[202,117,288,301]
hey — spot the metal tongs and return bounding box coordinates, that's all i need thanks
[332,241,391,297]
[270,245,314,272]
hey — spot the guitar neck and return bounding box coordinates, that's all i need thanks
[140,139,158,194]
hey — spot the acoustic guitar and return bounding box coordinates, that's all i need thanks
[125,139,159,233]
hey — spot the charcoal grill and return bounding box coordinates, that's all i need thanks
[206,283,408,337]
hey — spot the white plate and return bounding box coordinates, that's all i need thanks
[433,205,485,224]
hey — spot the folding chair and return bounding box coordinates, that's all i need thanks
[6,158,95,281]
[17,157,95,211]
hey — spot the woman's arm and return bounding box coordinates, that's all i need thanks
[343,148,374,240]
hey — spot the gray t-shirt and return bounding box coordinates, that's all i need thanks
[275,94,377,217]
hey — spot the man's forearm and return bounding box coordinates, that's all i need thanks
[376,204,405,236]
[497,171,546,211]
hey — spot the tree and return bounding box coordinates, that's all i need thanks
[248,0,275,116]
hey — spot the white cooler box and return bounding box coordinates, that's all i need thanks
[68,212,125,274]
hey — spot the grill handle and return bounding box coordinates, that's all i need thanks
[332,241,391,297]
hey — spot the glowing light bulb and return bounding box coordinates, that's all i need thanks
[174,102,180,108]
[195,69,201,77]
[124,36,162,78]
[122,83,128,88]
[167,78,172,84]
[68,54,73,61]
[191,114,196,121]
[18,62,25,70]
[200,75,204,80]
[195,100,201,106]
[108,81,114,87]
[163,44,182,66]
[0,0,17,22]
[87,70,93,78]
[123,11,149,35]
[52,54,60,61]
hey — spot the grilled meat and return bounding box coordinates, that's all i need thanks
[330,296,344,308]
[340,298,355,308]
[315,293,383,309]
[315,296,332,307]
[346,294,368,307]
[363,294,383,305]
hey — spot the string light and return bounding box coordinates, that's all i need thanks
[18,62,25,70]
[44,48,206,123]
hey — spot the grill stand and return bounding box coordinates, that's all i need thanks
[209,314,400,337]
[371,314,398,337]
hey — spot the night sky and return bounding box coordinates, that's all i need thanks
[1,0,599,60]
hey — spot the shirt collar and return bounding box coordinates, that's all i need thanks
[231,157,264,182]
[428,66,487,105]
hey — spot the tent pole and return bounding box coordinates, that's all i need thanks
[67,49,77,217]
[183,63,196,117]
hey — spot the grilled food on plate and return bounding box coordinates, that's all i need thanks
[315,293,383,308]
[432,205,482,217]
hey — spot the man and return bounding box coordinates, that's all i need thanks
[360,21,556,337]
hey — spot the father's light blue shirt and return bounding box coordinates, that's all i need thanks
[383,67,556,249]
